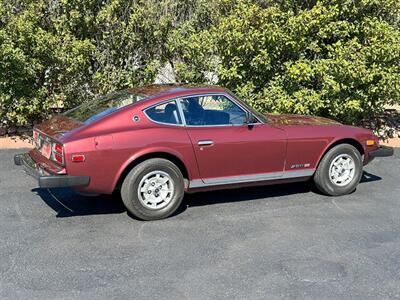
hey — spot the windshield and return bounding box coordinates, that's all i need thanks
[64,90,145,123]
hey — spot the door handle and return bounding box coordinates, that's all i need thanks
[198,140,214,146]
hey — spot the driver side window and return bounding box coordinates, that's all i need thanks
[180,95,247,126]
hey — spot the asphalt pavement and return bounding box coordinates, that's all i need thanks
[1,148,400,299]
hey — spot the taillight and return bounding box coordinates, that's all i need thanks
[54,143,63,153]
[51,142,64,165]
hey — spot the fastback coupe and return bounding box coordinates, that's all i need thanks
[15,84,393,220]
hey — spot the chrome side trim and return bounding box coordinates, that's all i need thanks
[189,169,315,188]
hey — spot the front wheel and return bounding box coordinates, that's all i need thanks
[121,158,184,220]
[314,144,363,196]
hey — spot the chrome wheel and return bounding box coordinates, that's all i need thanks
[137,171,175,210]
[329,154,355,187]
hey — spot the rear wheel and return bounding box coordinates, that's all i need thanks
[121,158,184,220]
[314,144,363,196]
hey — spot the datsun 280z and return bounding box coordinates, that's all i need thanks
[14,85,394,220]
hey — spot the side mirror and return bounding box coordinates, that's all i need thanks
[245,112,255,128]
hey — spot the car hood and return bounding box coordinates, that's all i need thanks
[266,113,341,126]
[34,115,83,140]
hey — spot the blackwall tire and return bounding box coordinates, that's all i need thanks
[314,144,363,196]
[121,158,184,220]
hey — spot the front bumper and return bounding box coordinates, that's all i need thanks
[14,153,90,188]
[368,145,394,158]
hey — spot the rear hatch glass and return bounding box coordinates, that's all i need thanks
[64,90,145,124]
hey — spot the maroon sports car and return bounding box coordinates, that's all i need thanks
[15,84,393,220]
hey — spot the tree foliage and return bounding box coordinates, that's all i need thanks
[1,0,400,128]
[213,0,400,123]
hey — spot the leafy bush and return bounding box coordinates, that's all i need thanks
[186,0,400,124]
[1,0,400,129]
[0,0,181,127]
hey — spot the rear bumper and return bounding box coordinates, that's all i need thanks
[14,153,90,188]
[368,145,394,158]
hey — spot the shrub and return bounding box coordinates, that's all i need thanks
[0,0,175,127]
[1,0,400,129]
[211,0,400,124]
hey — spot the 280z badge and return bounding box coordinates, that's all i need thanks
[290,163,311,169]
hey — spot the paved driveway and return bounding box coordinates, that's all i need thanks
[1,149,400,299]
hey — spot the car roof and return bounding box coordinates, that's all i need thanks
[127,84,227,98]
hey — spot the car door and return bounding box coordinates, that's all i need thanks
[179,94,287,184]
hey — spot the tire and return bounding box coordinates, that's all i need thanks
[314,144,363,196]
[121,158,184,220]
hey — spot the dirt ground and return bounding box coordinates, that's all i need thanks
[0,135,399,149]
[0,136,33,149]
[383,138,400,147]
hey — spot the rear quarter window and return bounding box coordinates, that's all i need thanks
[144,100,182,125]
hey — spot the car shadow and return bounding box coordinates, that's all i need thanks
[32,188,126,218]
[32,171,382,218]
[360,171,382,183]
[181,181,313,210]
[177,170,382,212]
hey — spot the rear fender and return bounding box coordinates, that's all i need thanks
[111,146,192,192]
